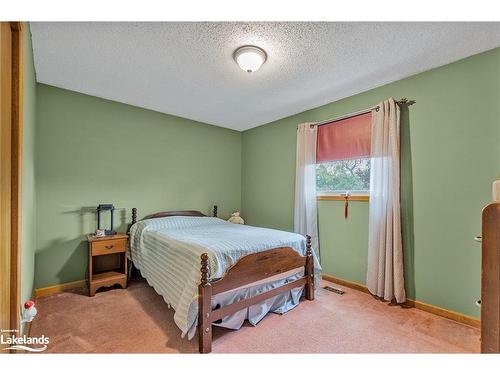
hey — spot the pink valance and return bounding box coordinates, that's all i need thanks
[316,112,372,162]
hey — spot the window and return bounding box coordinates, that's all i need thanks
[316,158,370,194]
[316,112,372,198]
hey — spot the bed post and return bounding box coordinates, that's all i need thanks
[132,208,137,225]
[198,253,212,353]
[127,208,138,235]
[305,235,314,301]
[213,205,218,218]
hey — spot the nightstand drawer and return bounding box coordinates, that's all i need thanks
[91,238,127,256]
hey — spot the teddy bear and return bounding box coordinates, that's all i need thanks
[228,211,245,225]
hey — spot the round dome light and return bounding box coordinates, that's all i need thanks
[233,46,267,73]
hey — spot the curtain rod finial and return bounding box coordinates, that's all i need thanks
[397,98,415,106]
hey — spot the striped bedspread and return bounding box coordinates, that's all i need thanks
[129,216,321,338]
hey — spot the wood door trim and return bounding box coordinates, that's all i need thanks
[0,22,13,344]
[9,22,23,333]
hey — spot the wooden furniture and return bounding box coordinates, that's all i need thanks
[141,205,218,220]
[481,202,500,353]
[129,206,314,354]
[87,233,128,297]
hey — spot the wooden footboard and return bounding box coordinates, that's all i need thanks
[198,235,314,353]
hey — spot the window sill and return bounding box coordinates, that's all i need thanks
[317,195,369,202]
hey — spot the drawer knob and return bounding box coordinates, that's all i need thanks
[105,245,114,249]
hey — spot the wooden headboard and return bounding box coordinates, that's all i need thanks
[130,205,218,227]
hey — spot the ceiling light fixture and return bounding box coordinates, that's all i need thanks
[233,46,267,73]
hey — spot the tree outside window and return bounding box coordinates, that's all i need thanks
[316,158,370,193]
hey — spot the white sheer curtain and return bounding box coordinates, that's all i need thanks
[294,123,320,260]
[366,98,406,303]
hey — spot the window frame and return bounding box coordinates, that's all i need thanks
[316,192,370,201]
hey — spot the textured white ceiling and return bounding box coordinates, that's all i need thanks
[30,22,500,131]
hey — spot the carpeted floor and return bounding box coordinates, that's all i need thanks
[30,279,480,353]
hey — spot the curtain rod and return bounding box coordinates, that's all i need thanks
[312,98,412,128]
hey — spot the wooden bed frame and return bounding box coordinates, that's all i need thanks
[129,205,314,353]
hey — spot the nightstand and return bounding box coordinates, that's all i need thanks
[87,233,128,296]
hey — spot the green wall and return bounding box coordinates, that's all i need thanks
[242,48,500,318]
[34,85,242,288]
[317,201,369,284]
[21,23,37,307]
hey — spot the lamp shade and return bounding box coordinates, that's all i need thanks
[234,46,267,73]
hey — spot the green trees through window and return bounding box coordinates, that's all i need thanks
[316,158,370,193]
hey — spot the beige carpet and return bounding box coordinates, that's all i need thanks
[30,279,480,353]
